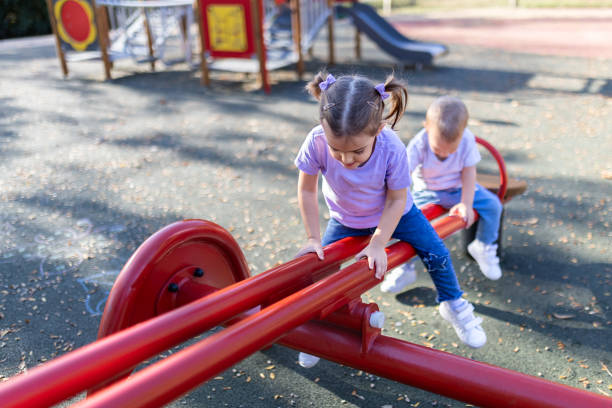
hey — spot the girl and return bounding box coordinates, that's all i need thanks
[294,72,486,368]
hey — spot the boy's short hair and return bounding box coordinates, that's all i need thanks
[426,96,469,142]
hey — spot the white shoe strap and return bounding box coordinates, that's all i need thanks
[456,303,475,320]
[464,316,483,331]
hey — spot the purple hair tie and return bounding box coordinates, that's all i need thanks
[319,74,336,91]
[375,83,390,100]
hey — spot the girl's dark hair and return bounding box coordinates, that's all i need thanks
[305,71,408,138]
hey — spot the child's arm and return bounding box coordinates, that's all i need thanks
[296,170,324,260]
[450,165,476,227]
[356,187,407,279]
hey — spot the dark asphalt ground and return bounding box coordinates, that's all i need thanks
[0,9,611,408]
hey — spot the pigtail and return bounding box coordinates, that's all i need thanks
[382,75,408,129]
[305,71,328,101]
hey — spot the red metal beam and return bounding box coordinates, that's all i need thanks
[72,247,414,408]
[72,213,612,408]
[0,208,467,408]
[69,215,471,408]
[277,320,611,408]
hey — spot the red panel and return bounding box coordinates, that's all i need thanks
[200,0,256,58]
[60,1,91,42]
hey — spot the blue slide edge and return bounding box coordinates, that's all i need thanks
[338,3,449,66]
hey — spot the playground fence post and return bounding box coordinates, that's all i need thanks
[252,0,270,93]
[141,8,156,71]
[195,0,211,86]
[290,0,304,78]
[327,0,334,64]
[94,2,112,80]
[45,0,69,77]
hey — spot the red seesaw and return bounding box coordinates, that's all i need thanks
[0,139,609,408]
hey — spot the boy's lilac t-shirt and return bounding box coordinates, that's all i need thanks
[407,127,481,191]
[294,125,413,229]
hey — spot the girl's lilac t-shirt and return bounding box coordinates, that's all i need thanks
[294,125,413,229]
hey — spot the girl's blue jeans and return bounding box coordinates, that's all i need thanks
[322,205,463,302]
[413,184,502,245]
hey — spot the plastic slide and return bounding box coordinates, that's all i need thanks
[338,2,448,67]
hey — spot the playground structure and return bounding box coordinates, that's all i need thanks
[46,0,196,80]
[0,138,609,408]
[47,0,447,90]
[198,0,335,92]
[45,0,335,90]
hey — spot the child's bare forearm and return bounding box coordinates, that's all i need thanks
[461,166,476,207]
[370,188,407,247]
[298,171,321,241]
[299,190,320,240]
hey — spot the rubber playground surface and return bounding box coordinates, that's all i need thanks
[0,7,611,408]
[391,8,612,59]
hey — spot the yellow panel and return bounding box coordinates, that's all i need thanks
[206,5,247,53]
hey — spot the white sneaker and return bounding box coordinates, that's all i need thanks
[467,240,502,280]
[439,298,486,348]
[380,262,417,293]
[298,352,320,368]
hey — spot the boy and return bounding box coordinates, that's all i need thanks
[381,96,503,293]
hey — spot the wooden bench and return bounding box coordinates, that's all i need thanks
[476,173,528,203]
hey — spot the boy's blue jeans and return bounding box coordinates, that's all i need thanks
[322,205,463,302]
[413,184,502,245]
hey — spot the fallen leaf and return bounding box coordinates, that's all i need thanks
[351,390,365,400]
[553,312,576,320]
[601,361,612,377]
